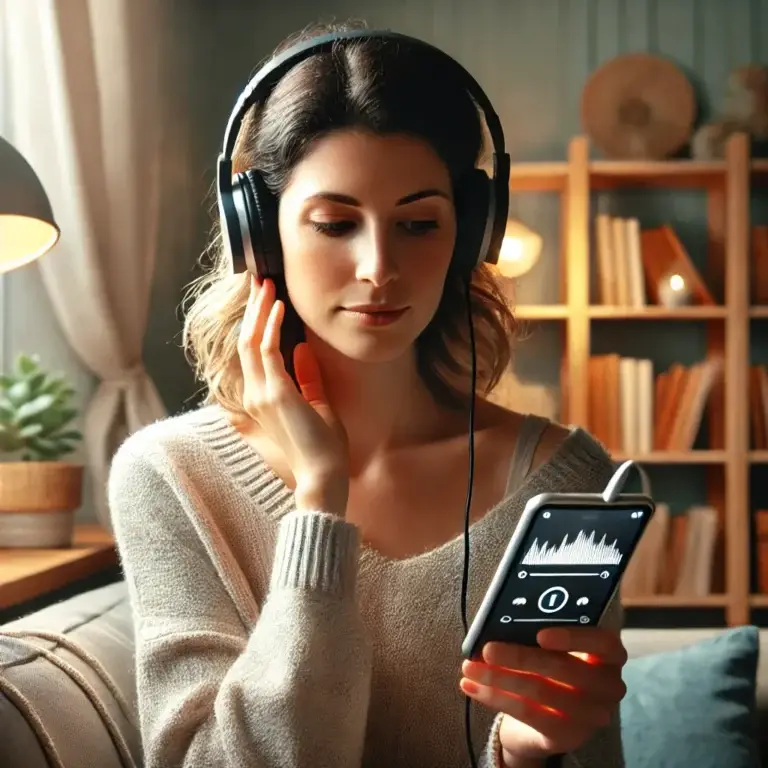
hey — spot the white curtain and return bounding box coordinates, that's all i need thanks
[3,0,167,526]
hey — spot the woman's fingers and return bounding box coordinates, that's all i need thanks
[238,276,272,382]
[460,661,611,727]
[294,342,326,406]
[260,297,293,391]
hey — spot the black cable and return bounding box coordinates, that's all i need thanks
[461,278,478,768]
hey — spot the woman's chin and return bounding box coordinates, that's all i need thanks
[319,331,417,365]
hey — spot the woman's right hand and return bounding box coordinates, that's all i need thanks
[237,275,349,516]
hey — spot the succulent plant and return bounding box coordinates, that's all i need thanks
[0,353,82,461]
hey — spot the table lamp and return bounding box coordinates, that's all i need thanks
[496,218,543,278]
[0,135,60,273]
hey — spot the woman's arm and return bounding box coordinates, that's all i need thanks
[109,438,372,768]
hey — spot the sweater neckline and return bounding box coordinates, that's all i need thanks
[191,404,605,570]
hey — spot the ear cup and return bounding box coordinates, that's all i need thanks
[452,169,493,278]
[230,170,283,278]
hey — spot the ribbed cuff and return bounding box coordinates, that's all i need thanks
[486,711,505,767]
[270,511,360,597]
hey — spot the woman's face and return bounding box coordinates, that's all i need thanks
[278,129,457,363]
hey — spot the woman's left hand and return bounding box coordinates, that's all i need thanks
[460,626,628,763]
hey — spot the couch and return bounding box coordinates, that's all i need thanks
[0,581,765,767]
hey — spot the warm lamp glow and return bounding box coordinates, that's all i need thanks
[0,215,60,273]
[0,136,60,273]
[668,273,685,292]
[496,219,543,278]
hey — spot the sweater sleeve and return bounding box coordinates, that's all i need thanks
[108,439,373,768]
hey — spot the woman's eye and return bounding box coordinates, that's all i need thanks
[310,221,355,237]
[309,219,439,237]
[401,220,439,235]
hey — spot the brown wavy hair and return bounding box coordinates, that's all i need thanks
[182,19,518,416]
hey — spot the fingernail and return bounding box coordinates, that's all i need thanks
[460,679,479,696]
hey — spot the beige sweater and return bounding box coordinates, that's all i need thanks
[108,405,624,768]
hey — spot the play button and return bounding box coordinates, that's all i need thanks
[537,586,569,614]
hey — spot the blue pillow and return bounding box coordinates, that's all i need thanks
[620,626,760,768]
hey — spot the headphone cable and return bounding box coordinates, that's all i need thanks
[461,277,478,768]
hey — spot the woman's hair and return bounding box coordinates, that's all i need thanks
[182,19,518,415]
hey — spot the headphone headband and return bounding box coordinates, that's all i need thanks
[221,30,506,159]
[217,28,510,270]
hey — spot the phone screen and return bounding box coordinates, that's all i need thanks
[467,500,653,652]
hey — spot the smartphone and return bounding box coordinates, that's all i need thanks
[462,490,655,659]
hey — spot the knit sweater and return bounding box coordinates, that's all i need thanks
[108,404,624,768]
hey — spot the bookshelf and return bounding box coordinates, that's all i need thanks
[509,133,767,627]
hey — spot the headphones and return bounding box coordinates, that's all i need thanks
[215,28,511,283]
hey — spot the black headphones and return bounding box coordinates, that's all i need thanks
[216,29,510,283]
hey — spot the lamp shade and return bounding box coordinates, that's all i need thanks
[0,136,60,273]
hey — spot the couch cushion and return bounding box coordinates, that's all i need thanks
[620,625,761,768]
[0,581,139,768]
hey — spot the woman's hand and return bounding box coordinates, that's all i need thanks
[238,275,349,515]
[459,626,628,763]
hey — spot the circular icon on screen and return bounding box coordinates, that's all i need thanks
[543,511,551,519]
[580,615,590,624]
[600,571,610,579]
[518,570,528,579]
[500,615,512,624]
[537,586,569,614]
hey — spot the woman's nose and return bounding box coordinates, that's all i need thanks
[354,234,399,286]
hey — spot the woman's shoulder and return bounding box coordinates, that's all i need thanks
[108,404,241,492]
[478,399,614,490]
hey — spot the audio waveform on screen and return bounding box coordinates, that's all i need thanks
[521,530,623,565]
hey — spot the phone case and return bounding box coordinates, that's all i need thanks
[461,490,655,659]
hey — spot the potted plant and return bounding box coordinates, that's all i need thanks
[0,353,83,548]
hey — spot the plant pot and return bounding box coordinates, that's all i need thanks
[0,461,84,548]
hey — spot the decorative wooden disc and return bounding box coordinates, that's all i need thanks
[580,53,696,160]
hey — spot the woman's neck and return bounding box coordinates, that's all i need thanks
[309,338,456,472]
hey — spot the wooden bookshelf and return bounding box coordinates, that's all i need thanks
[587,306,728,320]
[623,594,729,609]
[508,133,767,626]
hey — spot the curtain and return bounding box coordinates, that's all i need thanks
[3,0,167,526]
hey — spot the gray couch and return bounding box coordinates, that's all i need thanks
[0,582,765,767]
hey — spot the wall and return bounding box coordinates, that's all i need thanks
[2,0,766,523]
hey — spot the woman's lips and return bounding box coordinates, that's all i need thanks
[340,306,410,326]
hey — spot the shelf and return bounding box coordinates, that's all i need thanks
[613,451,728,464]
[589,159,726,190]
[622,594,729,609]
[589,305,727,320]
[514,304,568,320]
[750,306,768,319]
[509,162,567,193]
[750,451,768,463]
[508,157,737,192]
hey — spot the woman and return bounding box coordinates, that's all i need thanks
[109,20,627,768]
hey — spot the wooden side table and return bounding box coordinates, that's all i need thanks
[0,524,118,611]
